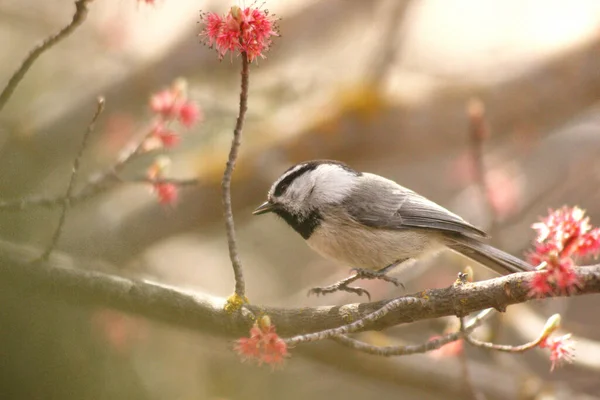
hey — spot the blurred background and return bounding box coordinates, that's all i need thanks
[1,0,600,398]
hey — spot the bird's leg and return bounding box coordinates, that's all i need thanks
[308,259,408,300]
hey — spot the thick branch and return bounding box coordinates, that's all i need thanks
[0,240,599,339]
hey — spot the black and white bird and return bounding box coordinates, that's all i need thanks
[253,160,532,294]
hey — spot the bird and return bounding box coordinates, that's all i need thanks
[253,159,533,297]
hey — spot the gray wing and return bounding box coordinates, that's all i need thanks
[344,173,488,238]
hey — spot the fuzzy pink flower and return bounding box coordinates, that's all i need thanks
[153,182,178,205]
[531,207,600,258]
[527,207,599,297]
[528,271,554,298]
[235,317,288,366]
[149,83,201,129]
[150,89,179,118]
[203,13,224,47]
[539,334,575,371]
[178,102,201,127]
[199,6,279,62]
[151,123,180,148]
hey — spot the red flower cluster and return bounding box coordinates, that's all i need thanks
[143,80,202,205]
[235,316,288,366]
[147,157,177,206]
[539,334,575,371]
[149,81,201,139]
[199,6,279,62]
[528,207,600,297]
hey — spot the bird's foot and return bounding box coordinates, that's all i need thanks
[307,266,404,300]
[349,267,405,289]
[308,281,372,300]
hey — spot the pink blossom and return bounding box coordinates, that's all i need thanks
[532,207,600,258]
[149,84,201,129]
[527,207,599,297]
[234,317,288,366]
[150,89,179,118]
[528,271,553,298]
[151,123,180,148]
[202,13,224,47]
[153,182,178,205]
[539,334,575,371]
[199,6,279,62]
[178,102,201,127]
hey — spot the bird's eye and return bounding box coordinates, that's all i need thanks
[273,181,291,197]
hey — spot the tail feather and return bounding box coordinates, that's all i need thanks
[447,237,533,275]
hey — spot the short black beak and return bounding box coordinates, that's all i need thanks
[252,201,275,215]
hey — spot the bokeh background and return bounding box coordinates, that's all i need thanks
[1,0,600,398]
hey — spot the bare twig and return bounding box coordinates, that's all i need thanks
[284,296,425,346]
[130,177,199,186]
[222,52,250,298]
[0,0,94,113]
[331,309,492,356]
[460,316,545,353]
[467,99,501,241]
[1,240,600,341]
[0,151,198,212]
[40,97,105,260]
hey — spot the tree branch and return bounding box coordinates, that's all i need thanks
[1,240,599,341]
[0,0,94,114]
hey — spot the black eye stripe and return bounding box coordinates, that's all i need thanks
[273,164,318,197]
[271,160,360,197]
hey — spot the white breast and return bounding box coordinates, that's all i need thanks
[306,215,445,270]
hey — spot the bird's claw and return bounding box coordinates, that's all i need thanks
[308,284,372,300]
[350,267,405,289]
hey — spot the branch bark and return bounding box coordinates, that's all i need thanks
[1,240,599,340]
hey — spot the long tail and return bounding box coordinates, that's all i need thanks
[446,236,533,275]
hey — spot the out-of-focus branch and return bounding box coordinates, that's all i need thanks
[466,98,500,240]
[0,0,94,114]
[0,240,599,341]
[40,97,105,260]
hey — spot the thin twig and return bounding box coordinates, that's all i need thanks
[0,0,94,114]
[460,317,545,353]
[0,152,199,212]
[331,309,493,356]
[222,52,250,298]
[40,97,105,260]
[130,177,200,186]
[284,296,425,346]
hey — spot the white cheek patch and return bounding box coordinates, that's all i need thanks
[310,164,357,204]
[269,162,359,217]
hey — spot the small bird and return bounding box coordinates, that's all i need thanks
[253,160,532,297]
